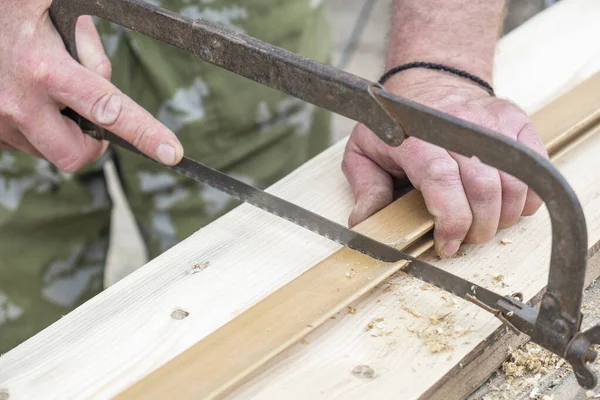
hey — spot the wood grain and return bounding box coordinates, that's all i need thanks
[116,192,432,399]
[116,71,600,399]
[228,126,600,400]
[1,1,600,399]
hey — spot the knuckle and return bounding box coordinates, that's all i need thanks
[91,93,122,126]
[466,175,500,204]
[0,102,29,128]
[437,214,472,239]
[95,57,113,79]
[443,104,474,121]
[20,51,65,95]
[422,157,461,187]
[29,57,56,88]
[130,123,155,150]
[501,175,526,201]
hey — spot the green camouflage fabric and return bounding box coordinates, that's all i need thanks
[0,0,332,354]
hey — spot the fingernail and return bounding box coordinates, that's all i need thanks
[442,240,462,258]
[157,143,176,165]
[93,94,122,125]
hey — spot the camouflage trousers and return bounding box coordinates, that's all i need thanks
[0,1,332,354]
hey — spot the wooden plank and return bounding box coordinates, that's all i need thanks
[116,72,600,398]
[2,1,600,399]
[115,194,432,399]
[225,126,600,400]
[493,0,600,113]
[535,71,600,157]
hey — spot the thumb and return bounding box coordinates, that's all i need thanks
[342,138,393,228]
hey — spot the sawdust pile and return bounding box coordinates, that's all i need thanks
[502,343,565,378]
[407,312,473,353]
[481,343,571,400]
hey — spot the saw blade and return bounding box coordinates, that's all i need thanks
[105,131,506,308]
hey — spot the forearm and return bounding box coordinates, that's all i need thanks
[386,0,507,83]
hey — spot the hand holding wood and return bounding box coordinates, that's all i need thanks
[342,70,549,257]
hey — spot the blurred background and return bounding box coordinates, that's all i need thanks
[326,0,561,142]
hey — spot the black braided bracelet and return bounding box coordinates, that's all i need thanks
[378,62,495,96]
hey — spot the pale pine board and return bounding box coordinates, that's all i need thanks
[115,70,600,399]
[493,0,600,112]
[227,126,600,399]
[1,0,600,399]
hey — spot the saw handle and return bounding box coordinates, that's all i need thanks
[49,0,597,389]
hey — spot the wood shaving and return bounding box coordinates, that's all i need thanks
[401,305,422,318]
[345,268,357,279]
[365,315,393,337]
[475,282,600,399]
[441,294,458,307]
[502,343,565,378]
[407,313,468,354]
[189,261,210,274]
[428,312,452,325]
[501,238,513,245]
[347,306,357,315]
[366,317,384,331]
[493,273,508,288]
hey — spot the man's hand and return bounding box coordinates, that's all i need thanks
[341,0,549,257]
[0,0,183,172]
[342,70,548,258]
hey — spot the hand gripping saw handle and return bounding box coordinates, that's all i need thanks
[49,0,600,389]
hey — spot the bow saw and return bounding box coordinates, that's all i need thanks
[50,0,600,390]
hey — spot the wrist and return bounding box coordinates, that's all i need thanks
[381,68,493,100]
[385,56,494,87]
[386,1,507,86]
